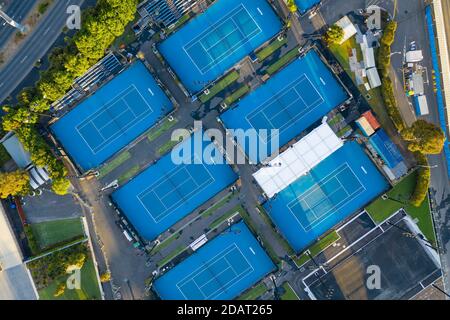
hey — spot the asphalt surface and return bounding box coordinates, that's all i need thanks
[0,0,37,49]
[0,0,84,104]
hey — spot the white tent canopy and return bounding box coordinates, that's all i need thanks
[253,122,343,198]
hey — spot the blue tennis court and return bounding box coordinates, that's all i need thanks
[111,133,238,241]
[220,51,348,163]
[51,62,173,171]
[158,0,282,93]
[295,0,321,14]
[153,221,275,300]
[264,142,389,253]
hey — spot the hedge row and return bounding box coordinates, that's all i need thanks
[1,0,139,195]
[410,152,431,207]
[381,77,405,131]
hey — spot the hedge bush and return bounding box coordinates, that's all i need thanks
[410,152,431,207]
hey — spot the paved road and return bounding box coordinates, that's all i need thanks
[0,0,37,49]
[429,0,450,297]
[0,0,84,104]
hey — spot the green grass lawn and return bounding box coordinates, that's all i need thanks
[237,283,267,300]
[266,46,299,75]
[31,218,85,250]
[280,282,299,300]
[208,204,243,231]
[157,246,187,268]
[38,258,101,300]
[118,165,141,185]
[292,231,340,267]
[224,84,250,106]
[147,117,178,142]
[199,71,240,103]
[98,151,131,178]
[365,170,436,244]
[152,232,182,255]
[256,36,288,61]
[200,193,234,219]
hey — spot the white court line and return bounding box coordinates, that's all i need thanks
[183,4,262,75]
[288,165,366,231]
[286,163,367,233]
[137,154,216,224]
[176,243,254,300]
[245,74,325,144]
[75,84,154,155]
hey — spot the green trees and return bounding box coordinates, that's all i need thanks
[286,0,298,13]
[377,21,397,78]
[410,152,431,207]
[381,78,405,131]
[323,25,344,46]
[1,0,138,196]
[402,120,445,155]
[0,170,30,198]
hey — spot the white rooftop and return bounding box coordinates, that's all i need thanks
[253,122,343,198]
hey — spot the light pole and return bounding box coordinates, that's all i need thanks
[0,7,27,33]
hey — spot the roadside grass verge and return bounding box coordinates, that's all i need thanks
[147,117,178,142]
[223,84,250,106]
[98,151,131,178]
[281,282,299,300]
[237,283,268,300]
[256,36,288,61]
[292,231,340,267]
[118,165,140,185]
[157,245,187,268]
[199,71,240,103]
[208,204,243,231]
[266,47,299,76]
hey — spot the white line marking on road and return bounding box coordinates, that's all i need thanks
[20,56,28,63]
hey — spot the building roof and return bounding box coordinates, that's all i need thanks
[0,132,31,169]
[366,67,382,88]
[356,116,375,137]
[253,122,343,198]
[361,41,376,69]
[406,50,424,63]
[369,129,405,169]
[335,16,357,45]
[362,110,381,130]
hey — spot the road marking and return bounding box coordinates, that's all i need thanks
[20,55,28,63]
[43,27,51,35]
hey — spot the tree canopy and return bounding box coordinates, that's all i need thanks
[1,0,138,196]
[402,120,445,155]
[323,25,344,46]
[0,170,30,198]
